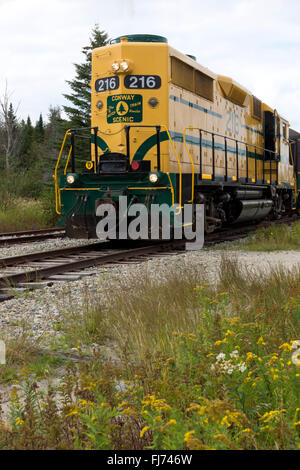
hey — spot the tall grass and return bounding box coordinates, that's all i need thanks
[1,258,299,449]
[0,198,53,232]
[0,170,58,231]
[229,221,300,251]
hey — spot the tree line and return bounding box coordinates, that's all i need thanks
[0,25,108,184]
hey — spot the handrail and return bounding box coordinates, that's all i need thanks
[289,142,298,199]
[182,127,196,202]
[125,125,182,212]
[160,125,182,211]
[64,145,73,175]
[54,129,71,215]
[182,126,279,184]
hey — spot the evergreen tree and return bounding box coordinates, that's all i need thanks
[63,25,109,128]
[18,116,34,169]
[35,113,45,142]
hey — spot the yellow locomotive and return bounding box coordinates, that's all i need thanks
[55,34,298,237]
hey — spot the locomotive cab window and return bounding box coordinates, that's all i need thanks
[171,56,213,101]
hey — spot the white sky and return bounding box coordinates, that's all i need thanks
[0,0,300,129]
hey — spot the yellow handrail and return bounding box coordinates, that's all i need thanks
[183,127,196,203]
[289,142,298,200]
[54,129,71,215]
[160,125,182,212]
[64,145,72,175]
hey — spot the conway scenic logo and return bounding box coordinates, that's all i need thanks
[95,196,204,251]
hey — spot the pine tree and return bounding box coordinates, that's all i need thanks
[35,113,45,142]
[18,116,34,169]
[63,25,109,128]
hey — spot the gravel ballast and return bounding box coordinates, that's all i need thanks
[1,239,300,339]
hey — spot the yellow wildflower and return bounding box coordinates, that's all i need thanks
[259,409,286,423]
[140,426,150,438]
[225,330,235,337]
[221,415,231,427]
[184,430,195,442]
[257,337,266,346]
[279,343,292,351]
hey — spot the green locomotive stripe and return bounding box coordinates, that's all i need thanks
[169,94,222,118]
[169,131,265,160]
[90,134,110,153]
[132,131,169,161]
[132,130,271,161]
[169,94,264,137]
[91,129,278,164]
[241,124,264,137]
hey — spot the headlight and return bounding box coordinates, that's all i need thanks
[66,174,75,184]
[149,173,158,184]
[111,62,120,73]
[120,60,129,72]
[96,100,103,110]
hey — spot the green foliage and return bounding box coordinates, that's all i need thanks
[224,221,300,251]
[63,24,108,128]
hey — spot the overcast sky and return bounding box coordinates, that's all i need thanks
[1,0,300,129]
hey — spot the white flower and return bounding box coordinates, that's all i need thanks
[230,350,239,358]
[216,353,226,361]
[227,368,234,375]
[238,363,247,373]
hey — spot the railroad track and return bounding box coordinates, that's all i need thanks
[0,213,299,302]
[0,240,185,301]
[0,227,66,246]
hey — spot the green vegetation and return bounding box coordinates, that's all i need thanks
[226,221,300,251]
[0,25,108,231]
[63,25,108,128]
[0,258,299,449]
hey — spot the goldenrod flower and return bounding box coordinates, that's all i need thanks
[225,330,235,337]
[279,343,292,351]
[213,433,225,439]
[257,337,266,346]
[184,430,195,442]
[221,415,231,427]
[140,426,150,438]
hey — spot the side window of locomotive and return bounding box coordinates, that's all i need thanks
[124,75,161,89]
[171,57,213,101]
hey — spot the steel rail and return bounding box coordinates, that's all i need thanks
[0,228,66,246]
[0,241,184,288]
